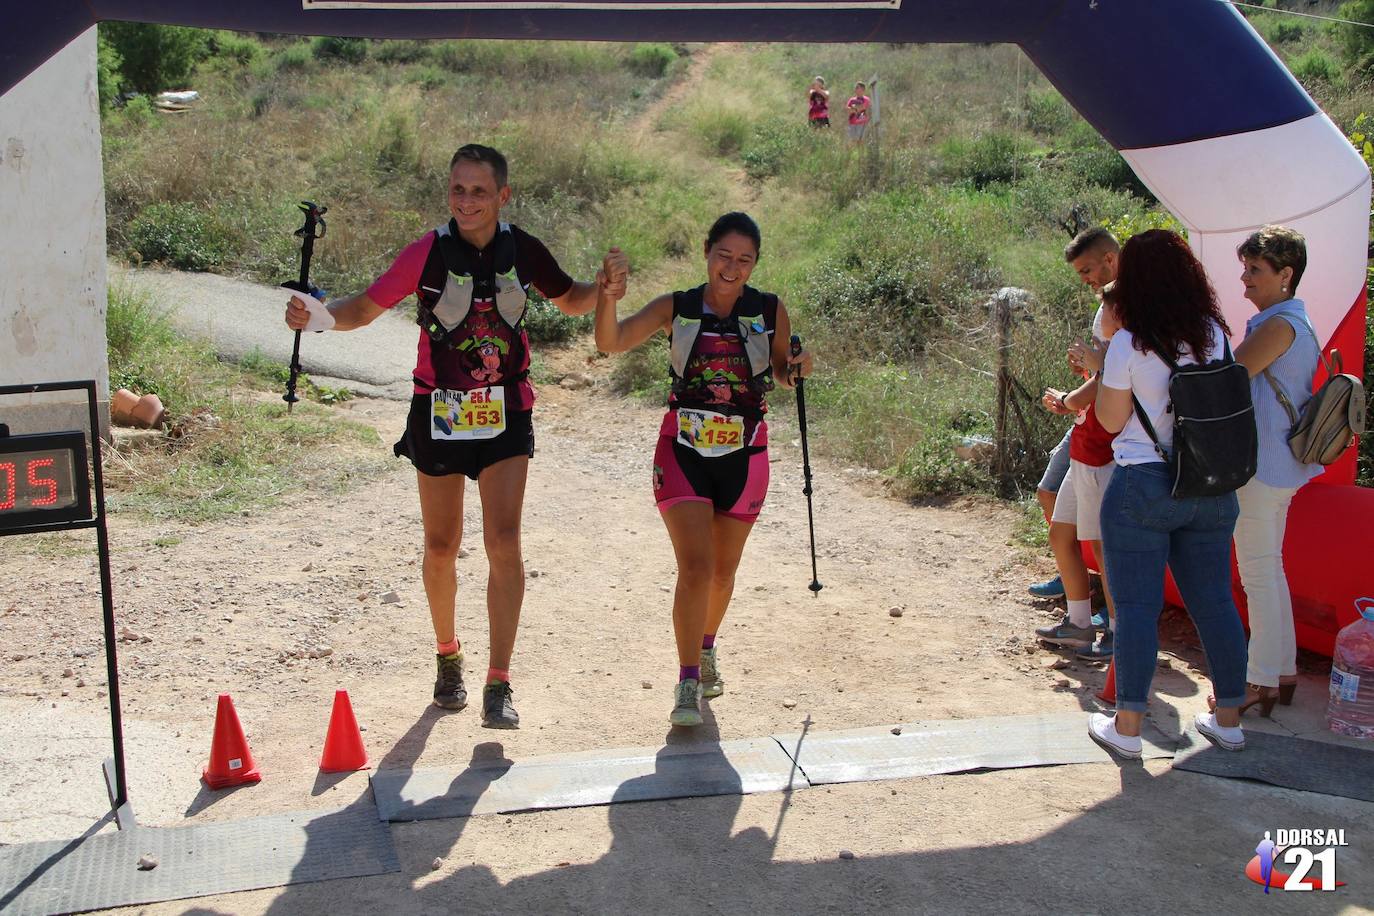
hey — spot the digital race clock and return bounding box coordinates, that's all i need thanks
[0,430,92,531]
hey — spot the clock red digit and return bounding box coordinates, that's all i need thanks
[0,461,15,510]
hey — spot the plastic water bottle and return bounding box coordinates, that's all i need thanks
[1327,597,1374,740]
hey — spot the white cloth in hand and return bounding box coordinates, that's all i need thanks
[291,291,335,331]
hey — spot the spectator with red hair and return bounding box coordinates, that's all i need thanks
[1072,229,1250,759]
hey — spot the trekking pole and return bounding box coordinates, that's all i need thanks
[282,201,327,413]
[791,335,822,594]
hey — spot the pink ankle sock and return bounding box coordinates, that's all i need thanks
[487,667,510,685]
[436,639,459,656]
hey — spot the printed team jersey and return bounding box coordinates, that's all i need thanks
[663,309,772,446]
[365,225,573,410]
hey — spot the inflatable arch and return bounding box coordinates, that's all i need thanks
[2,0,1370,650]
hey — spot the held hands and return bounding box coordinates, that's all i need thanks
[1041,387,1073,416]
[1067,338,1106,375]
[598,247,630,301]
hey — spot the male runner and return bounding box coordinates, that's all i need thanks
[286,143,627,727]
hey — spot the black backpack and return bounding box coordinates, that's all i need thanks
[1132,336,1256,498]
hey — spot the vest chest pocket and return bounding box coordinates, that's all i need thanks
[494,272,528,327]
[432,275,474,331]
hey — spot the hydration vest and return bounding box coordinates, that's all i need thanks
[669,285,777,396]
[415,220,529,349]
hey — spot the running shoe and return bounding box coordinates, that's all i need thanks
[1076,629,1114,661]
[670,678,703,727]
[1027,575,1065,599]
[1035,618,1096,648]
[1090,610,1108,630]
[1088,712,1141,760]
[433,652,467,710]
[1193,712,1245,751]
[700,646,724,698]
[481,681,520,729]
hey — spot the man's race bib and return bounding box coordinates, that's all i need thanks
[676,408,745,457]
[431,387,506,440]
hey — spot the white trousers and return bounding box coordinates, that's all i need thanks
[1234,478,1300,687]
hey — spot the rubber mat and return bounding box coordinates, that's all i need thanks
[0,804,398,916]
[372,737,804,822]
[774,713,1176,785]
[1172,729,1374,801]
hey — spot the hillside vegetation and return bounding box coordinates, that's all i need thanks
[99,7,1374,504]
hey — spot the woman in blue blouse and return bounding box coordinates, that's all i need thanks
[1230,225,1322,715]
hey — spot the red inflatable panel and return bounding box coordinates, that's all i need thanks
[1309,288,1366,487]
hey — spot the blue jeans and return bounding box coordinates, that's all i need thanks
[1100,463,1247,713]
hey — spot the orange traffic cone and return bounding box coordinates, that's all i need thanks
[1096,658,1117,705]
[320,689,369,772]
[202,694,262,788]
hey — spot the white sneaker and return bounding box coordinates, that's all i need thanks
[670,678,703,727]
[1088,712,1142,760]
[1194,712,1245,751]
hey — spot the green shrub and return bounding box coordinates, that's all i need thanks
[627,43,677,78]
[891,428,990,497]
[206,31,265,65]
[1292,48,1339,83]
[741,120,813,181]
[376,40,433,64]
[1269,21,1305,43]
[100,22,207,94]
[373,105,420,177]
[105,281,216,411]
[1069,147,1151,197]
[1023,88,1074,136]
[273,42,314,73]
[115,94,157,129]
[802,190,1007,361]
[408,65,447,91]
[127,202,236,271]
[1338,0,1374,71]
[688,105,752,156]
[97,33,123,111]
[1101,208,1187,244]
[312,36,368,64]
[935,132,1029,189]
[523,297,591,343]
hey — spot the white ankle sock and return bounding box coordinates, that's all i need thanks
[1067,598,1093,628]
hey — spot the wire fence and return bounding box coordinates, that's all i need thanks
[939,286,1086,498]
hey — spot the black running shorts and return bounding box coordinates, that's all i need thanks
[394,394,534,479]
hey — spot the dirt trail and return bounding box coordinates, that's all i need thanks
[631,43,732,141]
[1,328,1367,913]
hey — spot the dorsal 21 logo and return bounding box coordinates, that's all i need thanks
[1246,829,1349,892]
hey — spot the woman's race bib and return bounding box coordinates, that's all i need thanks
[431,387,506,440]
[676,407,745,457]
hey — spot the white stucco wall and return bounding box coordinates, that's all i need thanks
[0,28,108,436]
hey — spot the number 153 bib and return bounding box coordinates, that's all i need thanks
[432,387,506,440]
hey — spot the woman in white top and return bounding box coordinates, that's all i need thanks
[1073,229,1250,759]
[1230,226,1322,714]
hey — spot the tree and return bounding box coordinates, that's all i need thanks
[100,22,207,95]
